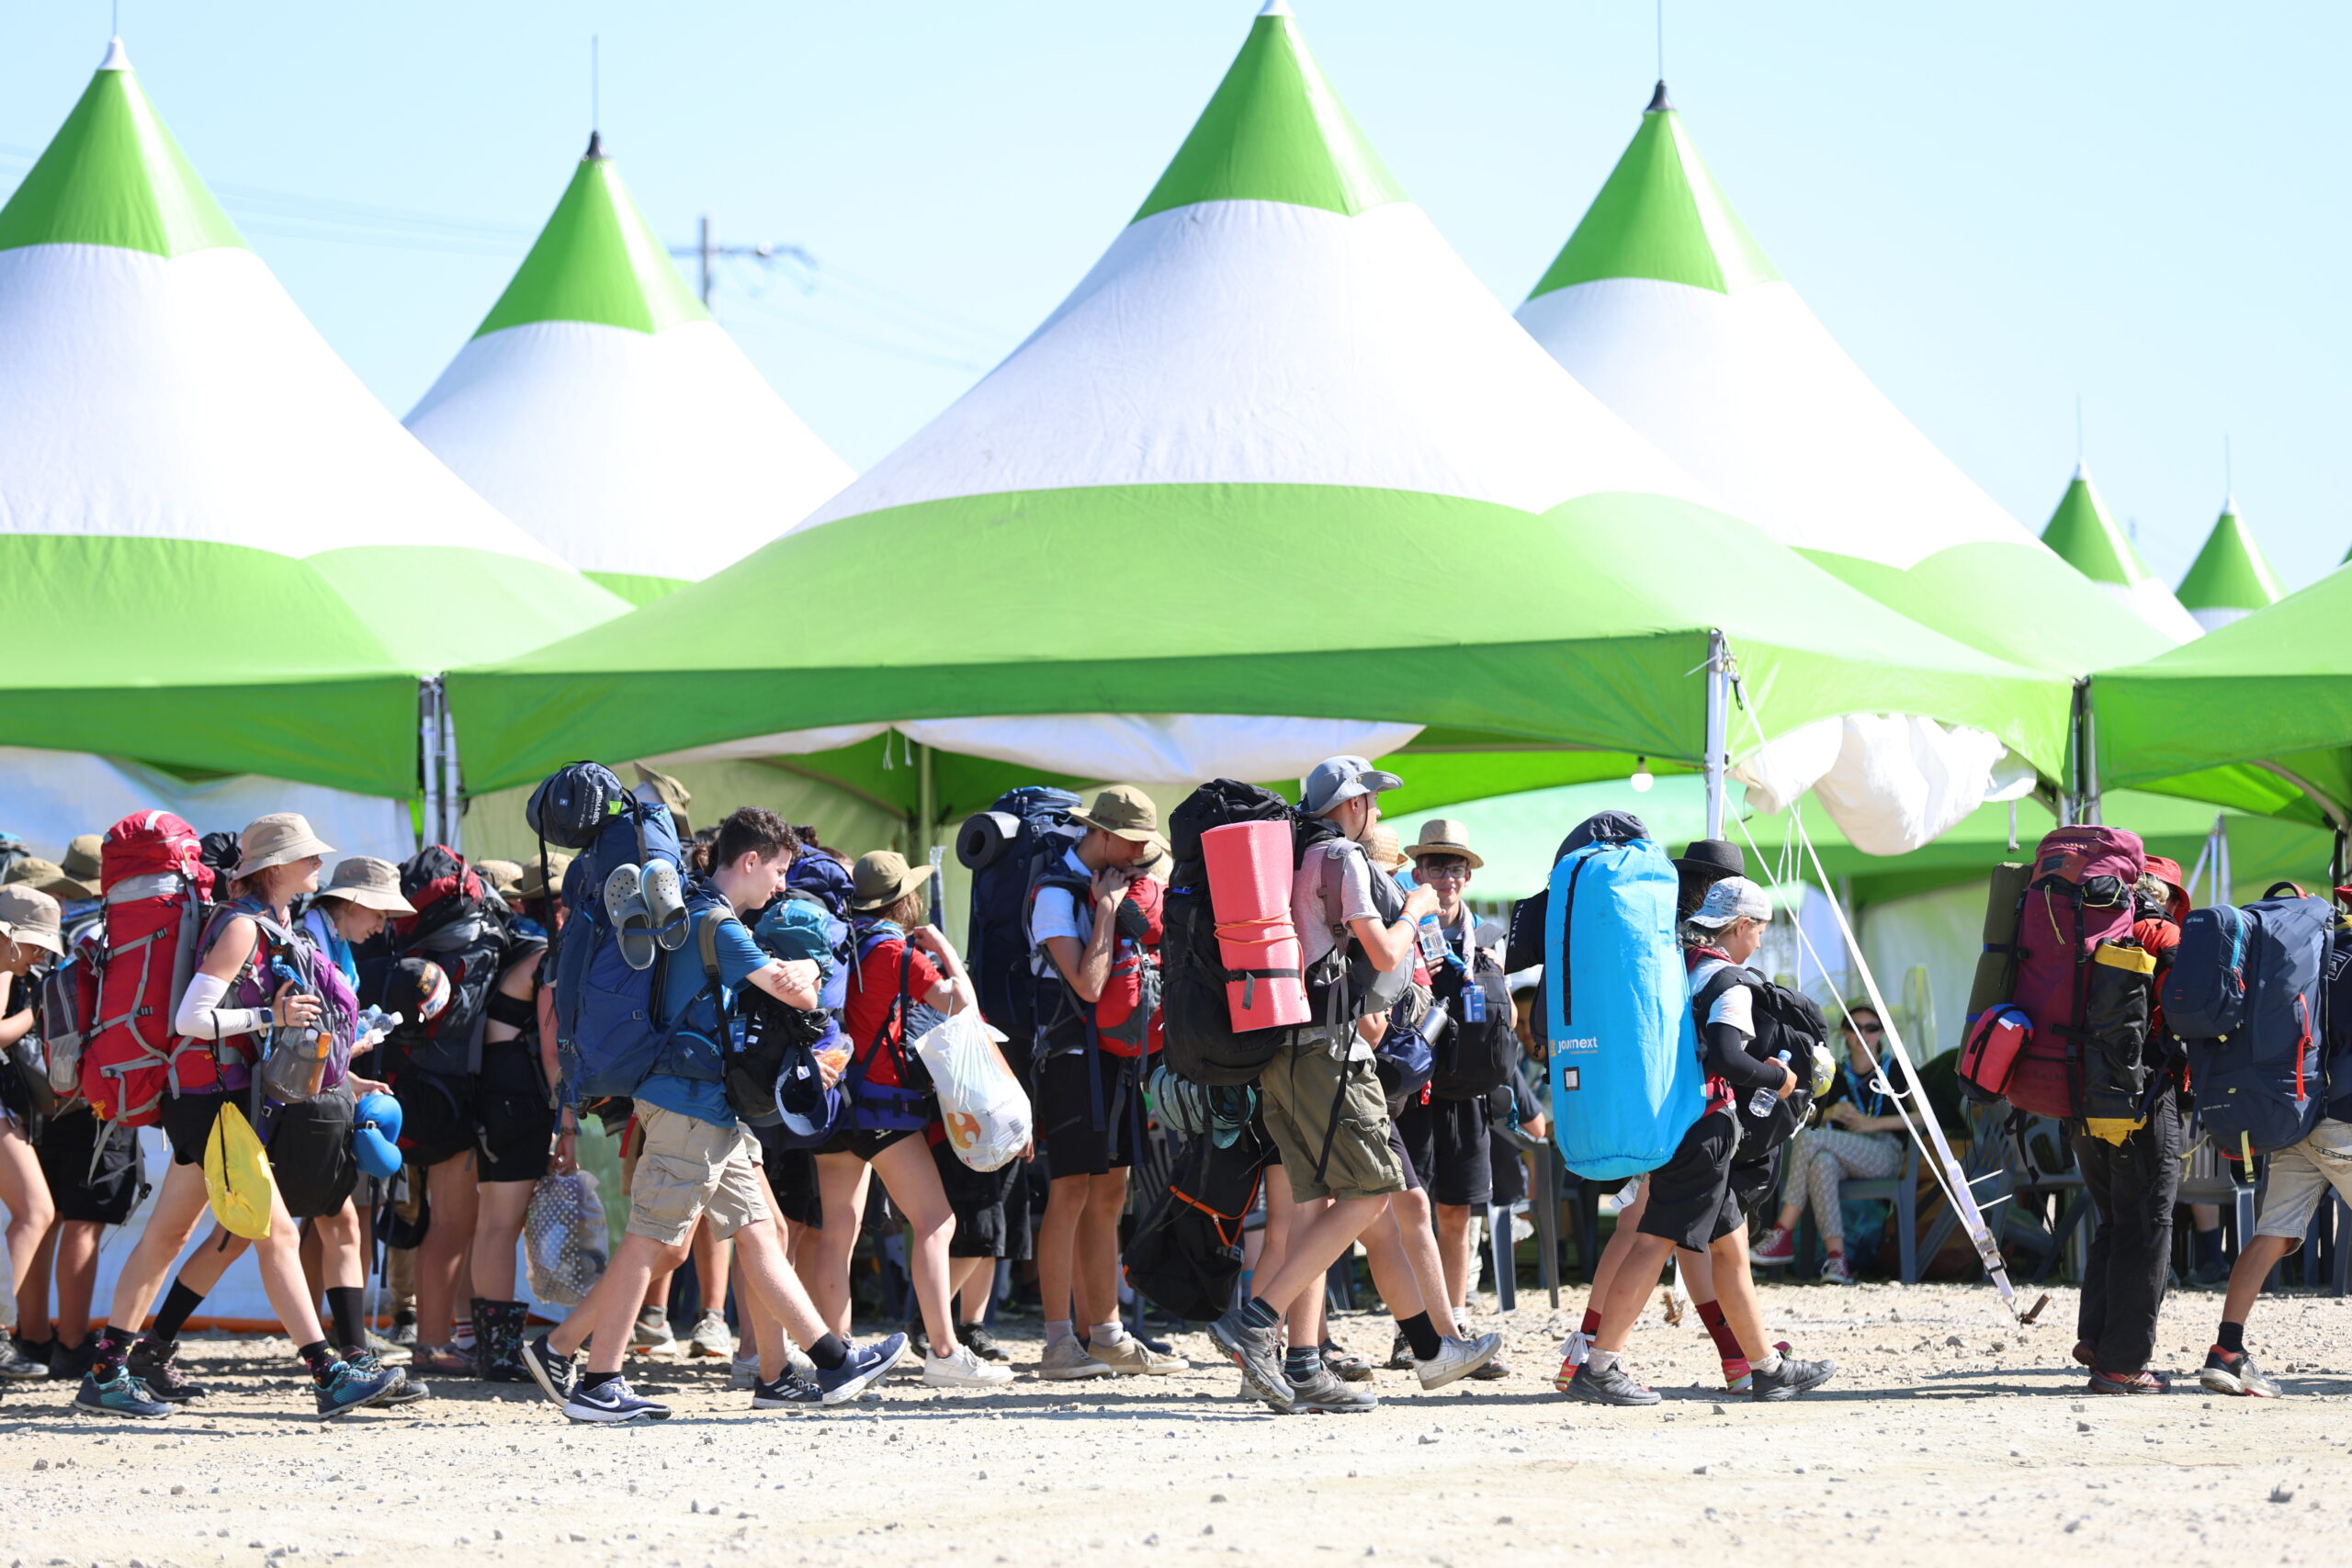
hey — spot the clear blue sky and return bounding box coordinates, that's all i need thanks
[5,3,2345,590]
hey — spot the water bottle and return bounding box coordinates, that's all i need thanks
[1416,914,1447,970]
[1460,976,1487,1023]
[1746,1051,1793,1119]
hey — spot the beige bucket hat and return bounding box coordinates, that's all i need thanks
[315,856,416,916]
[3,855,98,902]
[850,851,934,913]
[0,884,64,956]
[232,813,334,881]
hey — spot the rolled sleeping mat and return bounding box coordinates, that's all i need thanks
[956,811,1023,871]
[1964,861,2035,1025]
[1200,819,1309,1031]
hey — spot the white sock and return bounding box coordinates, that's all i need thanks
[1586,1348,1620,1375]
[1754,1350,1785,1374]
[1045,1319,1076,1350]
[1090,1319,1127,1348]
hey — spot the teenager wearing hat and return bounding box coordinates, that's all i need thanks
[1026,784,1185,1380]
[74,814,404,1420]
[2,856,97,904]
[0,886,63,1383]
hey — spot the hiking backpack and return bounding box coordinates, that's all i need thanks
[840,924,936,1132]
[1544,817,1701,1182]
[34,915,101,1103]
[1122,1120,1275,1322]
[1159,780,1308,1087]
[1092,876,1165,1058]
[1425,929,1515,1100]
[544,773,691,1101]
[362,847,508,1084]
[782,855,858,1013]
[1692,958,1828,1159]
[957,786,1084,1047]
[77,811,219,1125]
[1959,827,2150,1124]
[2163,884,2332,1157]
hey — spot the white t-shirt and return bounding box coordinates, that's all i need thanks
[1028,847,1094,977]
[1689,960,1756,1038]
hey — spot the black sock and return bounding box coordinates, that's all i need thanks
[296,1340,338,1381]
[1396,1312,1442,1361]
[1283,1347,1322,1376]
[1238,1296,1281,1331]
[324,1287,368,1351]
[579,1370,619,1393]
[808,1334,849,1371]
[91,1325,135,1376]
[2193,1227,2223,1269]
[2217,1320,2246,1356]
[150,1280,205,1346]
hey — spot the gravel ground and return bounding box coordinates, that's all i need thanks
[6,1281,2350,1568]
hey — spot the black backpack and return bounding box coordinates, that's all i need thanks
[1426,936,1516,1100]
[1122,1122,1275,1321]
[1160,780,1306,1087]
[1695,961,1828,1160]
[956,787,1083,1049]
[526,761,628,851]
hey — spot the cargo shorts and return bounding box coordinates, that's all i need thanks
[1260,1038,1405,1204]
[2254,1118,2352,1246]
[626,1103,770,1247]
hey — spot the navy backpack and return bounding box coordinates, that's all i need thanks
[548,769,692,1101]
[2164,883,2333,1156]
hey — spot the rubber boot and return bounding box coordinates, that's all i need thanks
[474,1298,531,1383]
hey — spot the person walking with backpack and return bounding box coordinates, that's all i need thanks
[1204,756,1499,1410]
[794,851,1012,1392]
[0,886,62,1387]
[1027,785,1185,1381]
[71,815,403,1420]
[522,809,910,1422]
[1569,877,1836,1406]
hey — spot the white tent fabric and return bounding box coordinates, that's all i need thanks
[0,748,413,863]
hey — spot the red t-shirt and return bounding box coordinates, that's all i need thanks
[842,932,944,1090]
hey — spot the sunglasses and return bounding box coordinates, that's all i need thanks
[1849,1020,1884,1037]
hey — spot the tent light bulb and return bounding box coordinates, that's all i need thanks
[1630,758,1654,794]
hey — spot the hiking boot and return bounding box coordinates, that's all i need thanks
[473,1299,531,1382]
[1564,1359,1659,1407]
[629,1305,678,1360]
[520,1334,577,1408]
[2199,1349,2279,1398]
[343,1351,427,1406]
[956,1322,1009,1363]
[815,1334,909,1405]
[1088,1333,1188,1376]
[1282,1363,1376,1414]
[74,1368,173,1419]
[1749,1354,1837,1402]
[127,1337,209,1403]
[364,1331,413,1368]
[0,1338,47,1378]
[1207,1308,1293,1409]
[1416,1331,1502,1391]
[1819,1253,1860,1286]
[752,1370,824,1409]
[1384,1327,1415,1371]
[924,1345,1014,1389]
[1036,1336,1115,1381]
[48,1338,96,1382]
[642,860,690,953]
[314,1358,403,1421]
[1321,1340,1372,1382]
[1749,1225,1796,1266]
[603,863,656,971]
[564,1376,671,1424]
[686,1309,733,1360]
[387,1308,419,1347]
[2088,1367,2170,1394]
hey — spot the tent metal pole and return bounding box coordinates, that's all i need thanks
[437,682,463,854]
[1702,630,1727,840]
[417,679,440,853]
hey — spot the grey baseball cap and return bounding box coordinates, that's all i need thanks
[1687,874,1771,929]
[1300,754,1403,817]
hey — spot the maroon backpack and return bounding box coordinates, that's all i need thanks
[2000,827,2146,1119]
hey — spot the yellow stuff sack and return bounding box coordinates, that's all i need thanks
[204,1102,274,1240]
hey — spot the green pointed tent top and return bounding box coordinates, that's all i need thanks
[2177,500,2287,613]
[473,133,708,338]
[2041,464,2159,587]
[0,39,245,258]
[1131,0,1406,223]
[1525,81,1779,300]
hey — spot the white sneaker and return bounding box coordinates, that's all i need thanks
[1087,1334,1188,1376]
[687,1310,734,1359]
[1416,1331,1502,1391]
[1035,1336,1115,1381]
[922,1345,1014,1389]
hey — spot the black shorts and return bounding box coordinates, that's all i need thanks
[752,1127,823,1229]
[1637,1110,1743,1252]
[1387,1119,1422,1192]
[819,1126,920,1164]
[1037,1050,1143,1179]
[1395,1092,1493,1208]
[1728,1145,1782,1221]
[393,1069,475,1169]
[159,1090,231,1168]
[476,1043,555,1184]
[260,1089,358,1221]
[931,1136,1030,1260]
[39,1107,141,1224]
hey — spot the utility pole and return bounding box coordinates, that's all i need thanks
[673,217,811,311]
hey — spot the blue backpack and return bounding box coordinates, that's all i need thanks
[1544,822,1702,1181]
[783,856,857,1013]
[551,788,691,1101]
[957,786,1083,1046]
[2163,883,2333,1156]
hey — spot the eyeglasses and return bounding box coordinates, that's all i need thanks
[1418,862,1472,879]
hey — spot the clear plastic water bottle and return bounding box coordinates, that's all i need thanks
[1747,1051,1793,1119]
[1417,914,1447,969]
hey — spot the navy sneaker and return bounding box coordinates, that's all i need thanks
[815,1333,909,1406]
[74,1368,173,1419]
[2199,1348,2280,1398]
[315,1358,403,1421]
[752,1370,825,1409]
[520,1334,578,1409]
[563,1375,671,1425]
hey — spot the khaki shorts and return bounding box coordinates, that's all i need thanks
[1260,1039,1405,1204]
[627,1103,769,1247]
[2254,1118,2352,1245]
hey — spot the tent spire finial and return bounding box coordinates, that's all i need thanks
[1646,79,1673,114]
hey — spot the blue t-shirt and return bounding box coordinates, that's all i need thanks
[635,907,773,1128]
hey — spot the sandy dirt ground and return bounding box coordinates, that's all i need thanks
[6,1281,2350,1568]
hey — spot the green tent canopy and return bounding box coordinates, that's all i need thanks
[2040,464,2202,642]
[446,4,2068,804]
[2176,499,2287,632]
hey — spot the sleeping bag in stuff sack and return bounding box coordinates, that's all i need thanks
[1544,824,1701,1181]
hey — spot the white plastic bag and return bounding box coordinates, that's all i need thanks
[910,1009,1032,1172]
[524,1170,609,1308]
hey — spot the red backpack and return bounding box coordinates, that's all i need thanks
[1094,877,1165,1058]
[1979,826,2148,1121]
[77,811,220,1125]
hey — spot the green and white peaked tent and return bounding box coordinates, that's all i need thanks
[0,40,627,846]
[406,135,853,605]
[448,2,2067,810]
[1514,85,2188,674]
[2176,498,2286,632]
[2040,463,2202,641]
